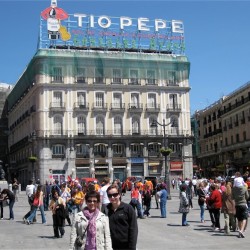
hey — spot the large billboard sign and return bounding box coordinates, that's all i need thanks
[40,0,185,54]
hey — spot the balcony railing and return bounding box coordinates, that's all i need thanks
[145,104,160,112]
[35,129,187,138]
[73,102,89,111]
[145,78,157,85]
[75,77,86,84]
[128,78,141,85]
[110,103,126,111]
[128,103,143,111]
[92,103,108,111]
[166,104,181,112]
[49,102,66,111]
[111,78,122,84]
[94,77,106,84]
[76,153,90,158]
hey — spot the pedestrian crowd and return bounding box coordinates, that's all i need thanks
[177,171,250,239]
[2,171,250,248]
[1,177,142,250]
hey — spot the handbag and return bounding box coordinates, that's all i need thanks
[75,224,89,247]
[33,196,40,207]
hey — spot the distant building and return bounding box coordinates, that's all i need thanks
[0,83,13,180]
[194,82,250,177]
[6,48,193,187]
[6,6,193,187]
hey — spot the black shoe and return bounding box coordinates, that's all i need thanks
[182,223,190,226]
[239,231,245,238]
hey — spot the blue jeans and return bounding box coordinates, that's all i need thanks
[182,212,188,225]
[39,205,46,223]
[27,206,38,222]
[44,196,50,211]
[160,200,167,218]
[199,204,205,221]
[9,199,15,219]
[130,199,143,218]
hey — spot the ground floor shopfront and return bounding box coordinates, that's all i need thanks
[10,156,192,190]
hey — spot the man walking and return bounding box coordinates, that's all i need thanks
[232,173,249,238]
[99,177,111,213]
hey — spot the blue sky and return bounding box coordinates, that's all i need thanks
[1,0,250,114]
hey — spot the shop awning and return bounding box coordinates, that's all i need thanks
[75,159,90,165]
[112,158,127,165]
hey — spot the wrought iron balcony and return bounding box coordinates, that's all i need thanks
[110,103,126,111]
[145,103,160,112]
[73,102,89,111]
[128,103,143,112]
[49,102,66,112]
[166,104,181,112]
[145,78,157,85]
[92,103,108,111]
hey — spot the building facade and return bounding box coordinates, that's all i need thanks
[194,82,250,177]
[7,48,193,187]
[0,83,12,180]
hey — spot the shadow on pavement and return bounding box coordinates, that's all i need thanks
[39,236,58,239]
[167,223,182,227]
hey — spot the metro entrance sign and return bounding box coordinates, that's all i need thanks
[39,0,185,54]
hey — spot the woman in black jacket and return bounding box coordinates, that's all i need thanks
[106,184,138,250]
[196,182,206,223]
[0,189,15,220]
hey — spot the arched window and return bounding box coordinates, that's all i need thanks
[132,116,140,135]
[76,144,90,157]
[53,115,63,135]
[77,92,86,106]
[77,116,86,135]
[112,143,125,156]
[52,144,65,156]
[169,94,178,109]
[96,116,105,135]
[148,93,156,108]
[149,116,157,135]
[170,116,179,135]
[114,116,123,135]
[53,91,63,107]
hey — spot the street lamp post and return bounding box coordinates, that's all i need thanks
[151,119,172,200]
[28,132,37,183]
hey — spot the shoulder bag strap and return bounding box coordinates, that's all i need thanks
[81,223,89,240]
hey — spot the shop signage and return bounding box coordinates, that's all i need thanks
[170,161,183,170]
[130,158,144,164]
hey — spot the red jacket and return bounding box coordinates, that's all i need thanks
[207,189,222,209]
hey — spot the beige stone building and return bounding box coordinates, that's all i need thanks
[194,82,250,177]
[7,48,193,187]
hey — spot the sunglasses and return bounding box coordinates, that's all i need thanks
[107,193,119,198]
[87,200,98,203]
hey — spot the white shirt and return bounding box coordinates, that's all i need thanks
[26,184,35,197]
[192,179,197,186]
[100,184,110,205]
